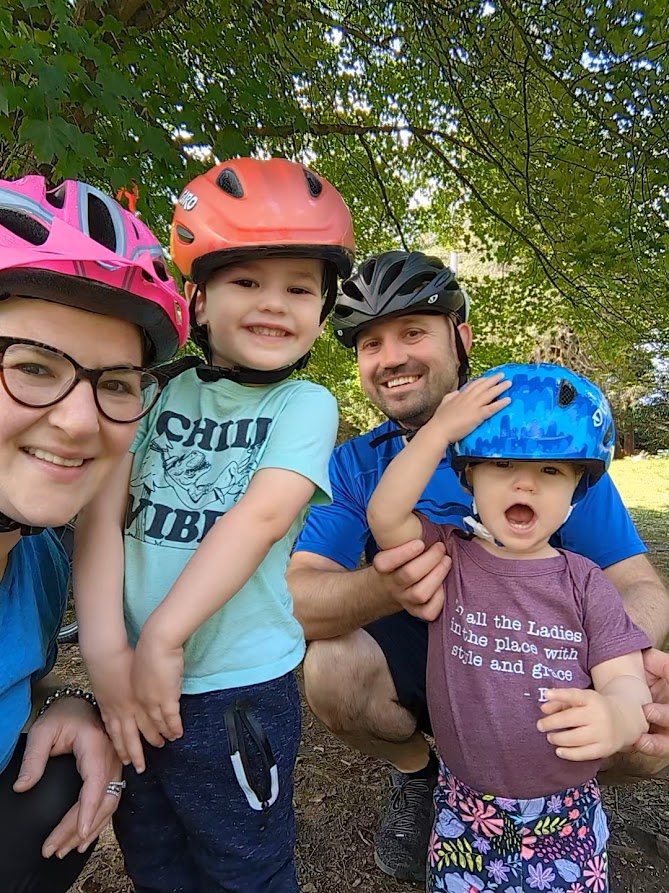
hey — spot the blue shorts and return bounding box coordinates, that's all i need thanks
[114,672,301,893]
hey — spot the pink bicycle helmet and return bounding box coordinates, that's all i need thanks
[0,176,189,363]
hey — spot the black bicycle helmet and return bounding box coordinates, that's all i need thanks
[332,250,470,349]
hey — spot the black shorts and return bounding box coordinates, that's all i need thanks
[364,610,432,735]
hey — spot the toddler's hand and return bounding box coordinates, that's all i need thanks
[537,687,648,762]
[430,372,511,444]
[88,646,165,772]
[132,632,184,742]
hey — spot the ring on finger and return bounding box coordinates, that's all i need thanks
[106,780,126,798]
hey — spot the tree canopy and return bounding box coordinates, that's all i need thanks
[3,0,668,404]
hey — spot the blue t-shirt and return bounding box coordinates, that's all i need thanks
[0,531,69,772]
[294,418,646,570]
[125,369,338,692]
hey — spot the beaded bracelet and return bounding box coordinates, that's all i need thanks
[37,686,98,717]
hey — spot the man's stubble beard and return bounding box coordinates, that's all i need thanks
[368,364,461,431]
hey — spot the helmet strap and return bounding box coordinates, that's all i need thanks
[451,318,470,388]
[189,284,310,385]
[369,425,418,448]
[196,353,310,386]
[0,512,43,536]
[463,499,505,548]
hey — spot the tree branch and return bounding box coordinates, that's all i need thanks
[358,134,409,250]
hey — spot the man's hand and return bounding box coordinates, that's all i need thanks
[635,648,669,759]
[537,687,648,762]
[132,631,184,742]
[372,538,451,621]
[89,646,165,773]
[13,696,122,858]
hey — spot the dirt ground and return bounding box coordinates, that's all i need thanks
[57,644,669,893]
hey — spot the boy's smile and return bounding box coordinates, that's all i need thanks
[192,257,325,373]
[468,460,582,559]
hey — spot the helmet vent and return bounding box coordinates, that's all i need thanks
[558,380,577,407]
[153,260,169,282]
[304,170,323,196]
[603,422,615,445]
[45,184,66,209]
[87,193,117,251]
[174,224,195,244]
[0,208,49,245]
[216,168,244,198]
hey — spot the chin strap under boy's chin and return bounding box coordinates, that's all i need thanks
[155,352,310,387]
[0,513,43,536]
[196,352,310,386]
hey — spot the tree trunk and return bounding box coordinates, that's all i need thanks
[623,427,635,457]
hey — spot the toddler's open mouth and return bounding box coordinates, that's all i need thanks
[504,503,536,529]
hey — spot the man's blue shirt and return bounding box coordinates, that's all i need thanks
[295,418,646,570]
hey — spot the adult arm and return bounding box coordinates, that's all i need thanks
[15,673,122,858]
[289,539,452,638]
[604,553,669,648]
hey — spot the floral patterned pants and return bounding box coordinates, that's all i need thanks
[428,762,609,892]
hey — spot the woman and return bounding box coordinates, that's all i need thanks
[0,175,188,891]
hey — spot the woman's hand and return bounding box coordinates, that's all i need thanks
[14,695,123,857]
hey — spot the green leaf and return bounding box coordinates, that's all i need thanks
[18,116,68,162]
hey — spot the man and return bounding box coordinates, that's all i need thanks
[287,250,669,885]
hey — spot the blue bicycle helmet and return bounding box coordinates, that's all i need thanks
[452,363,616,503]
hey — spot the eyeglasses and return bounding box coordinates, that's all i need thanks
[0,337,165,423]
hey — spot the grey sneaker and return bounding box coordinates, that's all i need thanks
[373,764,438,884]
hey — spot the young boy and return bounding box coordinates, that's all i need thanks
[367,364,651,892]
[74,157,355,892]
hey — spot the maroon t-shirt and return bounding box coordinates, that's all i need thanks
[422,518,651,798]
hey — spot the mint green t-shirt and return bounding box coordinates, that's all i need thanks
[124,369,338,692]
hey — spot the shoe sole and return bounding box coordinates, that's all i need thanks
[374,850,425,885]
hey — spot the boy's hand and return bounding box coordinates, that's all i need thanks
[537,687,648,761]
[132,632,184,742]
[88,647,165,773]
[429,372,511,445]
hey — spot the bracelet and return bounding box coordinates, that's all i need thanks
[37,686,98,717]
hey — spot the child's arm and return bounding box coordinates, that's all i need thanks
[73,453,163,771]
[132,467,317,739]
[367,372,511,550]
[537,652,651,761]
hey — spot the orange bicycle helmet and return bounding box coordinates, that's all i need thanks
[171,157,355,318]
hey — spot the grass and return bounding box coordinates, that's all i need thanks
[609,456,669,575]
